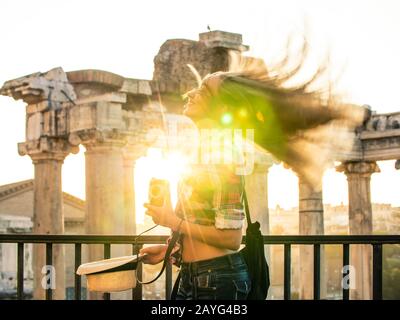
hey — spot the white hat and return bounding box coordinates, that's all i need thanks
[76,255,144,292]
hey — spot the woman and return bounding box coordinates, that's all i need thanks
[140,47,367,300]
[141,66,252,300]
[141,88,249,299]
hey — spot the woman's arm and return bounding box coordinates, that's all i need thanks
[144,203,243,251]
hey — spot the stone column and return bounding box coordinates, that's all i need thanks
[1,67,78,299]
[19,138,78,300]
[84,140,126,235]
[122,148,146,236]
[123,155,136,236]
[337,161,379,300]
[84,136,127,299]
[298,175,325,300]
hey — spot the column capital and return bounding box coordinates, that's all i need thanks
[0,67,76,105]
[123,145,147,163]
[295,171,324,192]
[251,150,275,173]
[80,129,128,153]
[18,137,78,162]
[251,162,273,173]
[336,161,380,176]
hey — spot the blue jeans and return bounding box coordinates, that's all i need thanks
[175,252,251,300]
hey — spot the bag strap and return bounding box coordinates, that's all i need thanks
[241,176,252,225]
[243,187,252,225]
[136,229,181,285]
[170,270,181,300]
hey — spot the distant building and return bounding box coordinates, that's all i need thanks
[268,202,400,299]
[0,180,85,299]
[269,203,400,236]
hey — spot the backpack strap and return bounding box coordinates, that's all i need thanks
[243,187,252,225]
[240,176,252,225]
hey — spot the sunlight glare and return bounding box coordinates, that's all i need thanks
[134,148,190,224]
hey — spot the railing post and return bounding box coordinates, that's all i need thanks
[132,244,143,300]
[342,244,350,300]
[284,244,291,300]
[373,244,383,300]
[103,243,111,300]
[74,243,82,300]
[313,244,321,300]
[17,243,24,300]
[45,243,53,300]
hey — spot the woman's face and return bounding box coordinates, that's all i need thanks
[182,76,222,120]
[182,83,212,119]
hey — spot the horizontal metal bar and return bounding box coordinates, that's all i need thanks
[298,210,324,214]
[0,234,399,245]
[0,234,169,244]
[299,198,325,202]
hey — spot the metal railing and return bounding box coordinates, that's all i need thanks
[0,234,399,300]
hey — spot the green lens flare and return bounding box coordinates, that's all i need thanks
[221,112,233,125]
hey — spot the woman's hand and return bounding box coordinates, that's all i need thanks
[144,193,181,230]
[139,243,181,265]
[139,245,168,265]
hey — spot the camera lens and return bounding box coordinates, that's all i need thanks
[148,178,168,206]
[149,185,162,199]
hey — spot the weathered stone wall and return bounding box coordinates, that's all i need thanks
[151,31,248,113]
[152,39,229,93]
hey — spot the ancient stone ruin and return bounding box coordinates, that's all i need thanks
[1,30,400,300]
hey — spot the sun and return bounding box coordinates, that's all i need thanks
[134,148,190,224]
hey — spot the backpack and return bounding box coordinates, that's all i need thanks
[239,187,270,300]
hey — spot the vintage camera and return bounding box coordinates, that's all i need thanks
[148,178,169,207]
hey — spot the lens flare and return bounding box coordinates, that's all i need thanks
[134,148,190,224]
[221,112,233,125]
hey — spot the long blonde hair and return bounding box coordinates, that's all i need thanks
[186,39,367,188]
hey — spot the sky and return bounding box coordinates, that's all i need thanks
[1,0,400,213]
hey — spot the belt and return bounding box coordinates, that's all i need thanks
[181,252,244,275]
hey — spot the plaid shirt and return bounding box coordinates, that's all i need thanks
[170,163,245,267]
[174,163,245,230]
